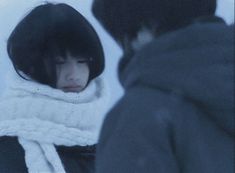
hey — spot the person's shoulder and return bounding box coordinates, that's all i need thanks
[107,86,183,122]
[0,136,27,173]
[109,84,205,127]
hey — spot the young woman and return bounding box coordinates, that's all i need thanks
[0,3,109,173]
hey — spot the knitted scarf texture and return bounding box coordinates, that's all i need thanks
[0,72,110,173]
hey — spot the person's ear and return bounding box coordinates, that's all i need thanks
[131,27,155,51]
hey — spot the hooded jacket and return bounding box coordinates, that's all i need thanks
[96,16,234,173]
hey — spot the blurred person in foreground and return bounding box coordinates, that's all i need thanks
[92,0,234,172]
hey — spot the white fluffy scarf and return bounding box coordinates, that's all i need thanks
[0,72,110,173]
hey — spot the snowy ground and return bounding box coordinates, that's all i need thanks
[0,0,234,108]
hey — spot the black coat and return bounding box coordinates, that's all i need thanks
[0,136,95,173]
[96,16,234,173]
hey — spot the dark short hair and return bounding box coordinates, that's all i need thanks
[7,3,104,87]
[92,0,216,43]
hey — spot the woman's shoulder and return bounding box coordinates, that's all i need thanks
[57,145,96,173]
[0,136,24,155]
[0,136,28,173]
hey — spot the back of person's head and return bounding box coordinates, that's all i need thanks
[92,0,216,43]
[7,2,104,88]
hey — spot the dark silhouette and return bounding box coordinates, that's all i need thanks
[92,0,234,172]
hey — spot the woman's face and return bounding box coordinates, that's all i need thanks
[55,55,90,93]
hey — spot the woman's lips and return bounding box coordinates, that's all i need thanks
[62,85,82,92]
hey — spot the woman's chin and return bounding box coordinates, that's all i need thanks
[62,87,84,93]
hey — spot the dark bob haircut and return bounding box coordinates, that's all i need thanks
[92,0,216,43]
[7,3,104,87]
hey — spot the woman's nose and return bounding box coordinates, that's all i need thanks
[66,63,80,81]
